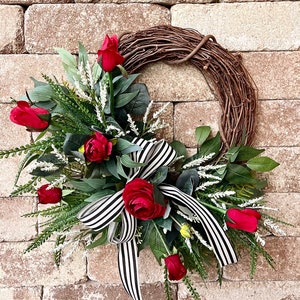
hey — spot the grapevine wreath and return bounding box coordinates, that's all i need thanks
[1,25,286,300]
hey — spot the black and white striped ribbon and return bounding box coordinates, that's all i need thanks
[78,138,237,300]
[159,184,238,266]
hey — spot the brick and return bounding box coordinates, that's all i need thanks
[0,0,72,3]
[260,147,300,193]
[242,52,300,100]
[171,2,300,51]
[0,286,42,300]
[87,245,164,284]
[174,100,299,148]
[0,55,65,103]
[263,193,300,237]
[178,280,300,300]
[0,5,24,54]
[25,4,170,53]
[136,62,213,102]
[223,237,300,281]
[254,100,300,147]
[0,197,37,242]
[43,281,176,300]
[0,241,86,286]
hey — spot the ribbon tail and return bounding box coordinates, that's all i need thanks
[118,239,142,300]
[159,184,238,267]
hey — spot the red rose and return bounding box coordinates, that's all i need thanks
[37,184,62,204]
[226,208,261,232]
[97,35,124,72]
[10,101,50,131]
[164,254,187,281]
[122,178,166,220]
[83,132,112,163]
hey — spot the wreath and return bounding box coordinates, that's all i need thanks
[1,26,285,300]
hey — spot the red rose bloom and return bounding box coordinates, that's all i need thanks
[37,184,62,204]
[164,254,187,281]
[226,208,261,232]
[97,34,124,72]
[83,132,112,163]
[10,101,50,131]
[123,178,166,220]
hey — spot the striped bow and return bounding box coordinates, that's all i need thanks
[78,138,237,300]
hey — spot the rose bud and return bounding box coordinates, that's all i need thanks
[123,178,166,220]
[10,101,50,132]
[164,254,187,281]
[37,184,62,204]
[83,132,113,163]
[97,34,125,72]
[226,208,261,232]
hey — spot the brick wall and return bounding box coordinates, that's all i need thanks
[0,0,299,299]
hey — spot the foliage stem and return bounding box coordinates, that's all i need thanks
[152,220,171,256]
[108,72,114,118]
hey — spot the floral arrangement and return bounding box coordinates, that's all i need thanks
[1,34,287,300]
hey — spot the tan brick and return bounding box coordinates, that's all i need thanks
[171,2,300,51]
[87,245,164,284]
[0,55,65,103]
[43,281,176,300]
[174,100,299,148]
[0,197,37,242]
[0,5,24,54]
[178,280,300,300]
[25,4,170,53]
[0,241,86,287]
[264,193,300,237]
[223,237,300,281]
[261,147,300,193]
[242,52,300,100]
[136,62,213,102]
[174,101,220,148]
[254,100,300,147]
[0,286,42,300]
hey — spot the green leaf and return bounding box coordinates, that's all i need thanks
[149,224,168,264]
[78,42,88,66]
[225,146,241,163]
[84,190,115,202]
[195,126,211,146]
[125,84,150,115]
[113,74,140,95]
[246,156,280,172]
[155,217,173,232]
[116,138,141,154]
[176,169,199,195]
[120,154,145,168]
[115,90,139,108]
[225,164,257,185]
[116,157,128,179]
[55,47,77,67]
[170,140,187,159]
[86,228,108,249]
[92,63,102,83]
[106,158,120,179]
[63,133,89,155]
[153,184,166,206]
[198,132,221,157]
[70,178,106,192]
[236,145,265,162]
[151,166,168,185]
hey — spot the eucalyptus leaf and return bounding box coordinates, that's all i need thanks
[155,217,173,232]
[113,74,140,96]
[176,169,199,195]
[246,156,280,172]
[84,190,115,202]
[116,138,141,154]
[115,90,139,108]
[153,184,166,206]
[124,84,150,115]
[106,158,120,179]
[149,225,168,265]
[195,126,211,146]
[151,166,168,185]
[63,133,89,155]
[120,154,145,168]
[116,157,128,179]
[78,42,88,66]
